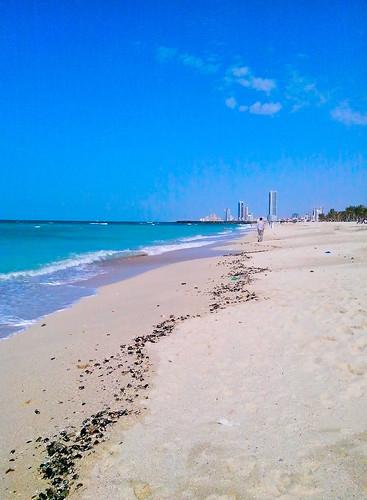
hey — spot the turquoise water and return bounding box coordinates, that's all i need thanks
[0,221,234,276]
[0,221,249,338]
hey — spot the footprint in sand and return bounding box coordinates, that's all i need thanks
[347,363,367,376]
[274,472,319,497]
[352,341,367,353]
[321,336,336,342]
[254,465,320,498]
[131,481,152,499]
[337,362,367,377]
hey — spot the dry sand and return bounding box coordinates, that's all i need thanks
[75,222,367,500]
[1,222,367,499]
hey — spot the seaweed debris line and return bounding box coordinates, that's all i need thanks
[34,316,180,499]
[10,249,266,500]
[209,252,267,312]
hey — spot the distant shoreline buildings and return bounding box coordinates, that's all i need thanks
[197,189,324,224]
[224,208,232,222]
[237,201,251,222]
[200,199,254,223]
[199,213,223,222]
[199,191,278,223]
[312,207,324,222]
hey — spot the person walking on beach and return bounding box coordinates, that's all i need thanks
[257,217,265,242]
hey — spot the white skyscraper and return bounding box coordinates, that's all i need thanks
[244,205,249,221]
[268,191,278,221]
[312,207,323,222]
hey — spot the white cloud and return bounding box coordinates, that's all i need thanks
[251,77,276,93]
[180,53,205,70]
[233,101,282,116]
[156,46,219,74]
[238,78,251,88]
[180,53,219,73]
[285,71,326,112]
[157,50,338,122]
[249,101,282,116]
[331,103,367,126]
[231,66,249,77]
[227,65,276,94]
[225,97,237,109]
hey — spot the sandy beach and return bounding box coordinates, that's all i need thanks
[1,222,367,499]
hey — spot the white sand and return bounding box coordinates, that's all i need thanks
[75,223,367,499]
[1,222,366,499]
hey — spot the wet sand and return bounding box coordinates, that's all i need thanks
[1,223,367,499]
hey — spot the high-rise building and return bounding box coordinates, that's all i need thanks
[312,207,323,222]
[244,205,249,221]
[238,201,244,221]
[268,191,278,221]
[224,208,232,222]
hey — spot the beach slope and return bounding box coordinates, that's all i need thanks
[1,223,366,499]
[76,223,367,499]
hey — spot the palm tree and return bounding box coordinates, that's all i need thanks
[322,205,367,222]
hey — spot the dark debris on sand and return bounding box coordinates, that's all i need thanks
[33,316,182,499]
[31,250,266,499]
[209,252,267,312]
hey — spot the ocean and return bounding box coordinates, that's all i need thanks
[0,221,252,339]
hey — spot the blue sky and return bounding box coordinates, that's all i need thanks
[0,0,366,220]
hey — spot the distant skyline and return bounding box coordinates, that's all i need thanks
[0,1,366,220]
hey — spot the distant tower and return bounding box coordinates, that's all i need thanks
[268,191,278,221]
[238,201,244,221]
[224,208,231,222]
[244,205,249,222]
[312,207,323,222]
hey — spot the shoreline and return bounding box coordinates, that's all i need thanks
[0,226,253,340]
[1,227,257,499]
[1,222,366,499]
